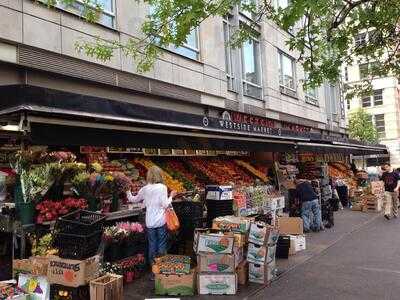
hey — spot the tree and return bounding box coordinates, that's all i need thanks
[348,108,378,143]
[45,0,400,93]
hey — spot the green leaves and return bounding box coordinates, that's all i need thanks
[45,0,400,92]
[348,108,378,143]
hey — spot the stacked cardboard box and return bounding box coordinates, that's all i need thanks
[247,222,279,284]
[195,230,238,295]
[276,217,306,257]
[153,255,195,296]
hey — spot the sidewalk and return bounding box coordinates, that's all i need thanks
[123,209,380,300]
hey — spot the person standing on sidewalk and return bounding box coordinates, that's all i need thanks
[380,164,400,220]
[295,179,322,232]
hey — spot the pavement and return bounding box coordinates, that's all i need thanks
[124,209,383,300]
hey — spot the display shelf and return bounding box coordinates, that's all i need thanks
[105,208,144,221]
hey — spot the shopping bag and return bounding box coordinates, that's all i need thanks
[165,206,180,232]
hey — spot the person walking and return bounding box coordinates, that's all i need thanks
[295,179,322,232]
[380,164,400,220]
[126,166,177,265]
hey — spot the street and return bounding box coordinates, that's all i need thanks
[252,213,400,300]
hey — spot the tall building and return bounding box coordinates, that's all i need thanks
[344,39,399,166]
[0,1,384,155]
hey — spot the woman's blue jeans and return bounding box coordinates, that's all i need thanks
[147,225,168,264]
[301,199,322,231]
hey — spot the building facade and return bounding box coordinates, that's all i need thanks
[0,0,351,150]
[344,62,400,166]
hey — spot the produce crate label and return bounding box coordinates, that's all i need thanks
[249,263,276,284]
[249,223,279,246]
[155,271,196,296]
[206,186,233,200]
[212,216,252,233]
[247,244,276,265]
[47,255,100,288]
[195,230,235,254]
[233,246,244,267]
[198,254,235,273]
[18,274,50,300]
[153,255,191,275]
[198,273,237,295]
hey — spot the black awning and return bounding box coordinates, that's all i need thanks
[0,84,388,155]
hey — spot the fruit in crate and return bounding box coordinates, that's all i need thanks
[235,160,268,182]
[134,158,185,193]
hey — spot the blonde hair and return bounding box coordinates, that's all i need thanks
[146,166,164,184]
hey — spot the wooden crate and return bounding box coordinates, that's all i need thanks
[90,274,123,300]
[362,196,383,212]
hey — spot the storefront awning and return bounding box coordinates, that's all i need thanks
[0,84,387,155]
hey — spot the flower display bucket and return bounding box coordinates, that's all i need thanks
[16,201,35,225]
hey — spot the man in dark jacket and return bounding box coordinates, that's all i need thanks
[295,179,322,232]
[380,164,400,220]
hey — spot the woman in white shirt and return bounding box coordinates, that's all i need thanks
[126,166,176,265]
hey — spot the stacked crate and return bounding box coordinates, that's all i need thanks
[195,229,238,295]
[247,221,279,285]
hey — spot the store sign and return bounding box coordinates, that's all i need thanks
[204,110,312,139]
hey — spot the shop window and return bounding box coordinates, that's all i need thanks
[373,89,383,106]
[241,35,263,99]
[224,15,236,92]
[279,52,296,91]
[374,114,385,139]
[362,96,371,107]
[47,0,115,28]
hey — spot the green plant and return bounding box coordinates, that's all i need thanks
[348,108,378,143]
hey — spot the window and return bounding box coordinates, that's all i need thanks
[362,96,371,107]
[49,0,115,28]
[149,5,200,60]
[304,72,318,106]
[347,99,350,110]
[279,52,296,91]
[170,29,200,60]
[276,0,291,9]
[355,32,367,48]
[344,66,349,82]
[240,0,257,19]
[374,114,385,139]
[242,36,262,99]
[223,15,236,92]
[373,89,383,106]
[359,63,369,79]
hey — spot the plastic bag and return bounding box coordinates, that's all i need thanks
[165,206,180,232]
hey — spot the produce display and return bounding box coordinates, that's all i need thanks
[235,160,268,182]
[35,198,87,223]
[134,158,185,193]
[153,255,191,275]
[30,233,58,257]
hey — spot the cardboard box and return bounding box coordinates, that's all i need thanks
[212,216,252,234]
[289,235,306,255]
[275,196,286,210]
[236,260,249,285]
[13,259,32,277]
[155,271,196,296]
[153,255,191,275]
[47,255,100,288]
[248,222,279,246]
[18,274,50,300]
[31,257,49,277]
[198,254,235,273]
[233,233,247,248]
[247,243,276,265]
[233,246,244,267]
[248,263,276,284]
[195,231,235,255]
[205,185,233,200]
[198,273,237,295]
[278,217,303,235]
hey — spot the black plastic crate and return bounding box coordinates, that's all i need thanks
[276,236,290,259]
[50,284,89,300]
[54,230,102,260]
[55,210,106,235]
[173,201,203,220]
